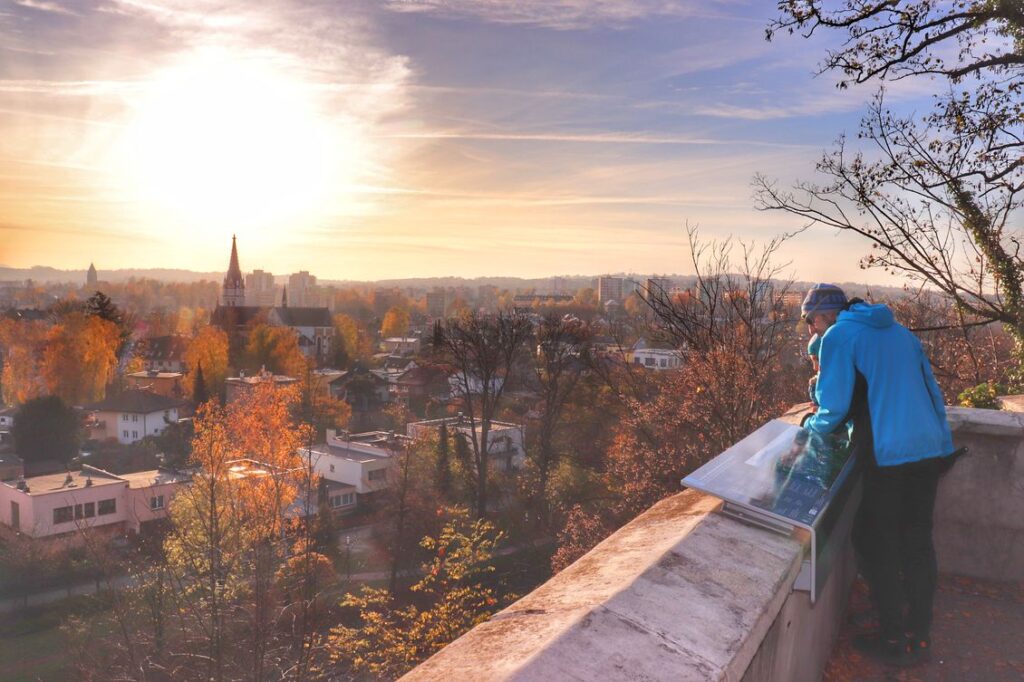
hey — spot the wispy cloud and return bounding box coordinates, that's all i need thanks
[12,0,78,16]
[382,0,737,30]
[387,129,817,149]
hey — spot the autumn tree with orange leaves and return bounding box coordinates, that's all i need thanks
[185,325,230,400]
[41,312,121,405]
[0,317,48,404]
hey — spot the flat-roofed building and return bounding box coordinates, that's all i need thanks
[0,465,190,538]
[407,416,526,472]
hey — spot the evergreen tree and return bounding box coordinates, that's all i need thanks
[193,362,209,405]
[12,395,81,465]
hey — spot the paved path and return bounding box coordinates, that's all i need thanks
[0,537,543,614]
[824,574,1024,681]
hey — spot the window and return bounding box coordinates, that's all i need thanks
[132,414,138,423]
[150,495,164,511]
[329,464,335,473]
[633,357,642,365]
[123,430,129,439]
[131,430,139,439]
[98,499,116,515]
[83,502,95,518]
[122,414,128,422]
[53,506,73,524]
[368,468,386,481]
[330,493,356,508]
[660,358,667,368]
[74,503,84,519]
[645,357,655,367]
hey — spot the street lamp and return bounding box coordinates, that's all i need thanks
[345,534,352,580]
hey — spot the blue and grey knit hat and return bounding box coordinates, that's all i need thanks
[801,283,847,317]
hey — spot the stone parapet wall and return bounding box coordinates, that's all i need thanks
[404,406,1024,681]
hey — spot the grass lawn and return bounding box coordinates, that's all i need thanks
[0,594,114,682]
[0,623,68,682]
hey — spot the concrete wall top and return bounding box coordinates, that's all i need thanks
[403,490,805,682]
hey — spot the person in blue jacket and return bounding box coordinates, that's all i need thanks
[805,292,954,666]
[801,283,848,405]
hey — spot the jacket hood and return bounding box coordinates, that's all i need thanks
[837,302,894,329]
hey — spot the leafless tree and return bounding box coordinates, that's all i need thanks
[761,1,1024,366]
[437,310,532,517]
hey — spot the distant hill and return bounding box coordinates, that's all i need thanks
[0,265,911,299]
[0,266,223,285]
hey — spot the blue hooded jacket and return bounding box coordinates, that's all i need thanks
[805,302,954,466]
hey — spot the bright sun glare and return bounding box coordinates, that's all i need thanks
[120,48,357,233]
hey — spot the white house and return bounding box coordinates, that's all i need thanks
[0,465,190,539]
[84,389,187,445]
[301,430,406,501]
[407,416,526,472]
[628,338,685,371]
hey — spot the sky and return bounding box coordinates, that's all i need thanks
[0,0,940,283]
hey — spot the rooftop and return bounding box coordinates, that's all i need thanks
[126,371,183,380]
[83,389,187,413]
[118,469,192,489]
[5,466,123,495]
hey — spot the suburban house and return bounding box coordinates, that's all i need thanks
[393,365,451,411]
[627,338,685,370]
[84,390,187,445]
[0,406,17,430]
[301,429,406,509]
[0,405,16,446]
[224,369,300,404]
[126,370,186,399]
[0,465,191,539]
[329,365,390,412]
[407,415,526,472]
[137,335,189,373]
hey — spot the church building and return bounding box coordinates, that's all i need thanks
[210,237,335,364]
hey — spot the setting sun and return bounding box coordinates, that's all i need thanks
[117,48,358,232]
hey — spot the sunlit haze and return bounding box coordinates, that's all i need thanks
[0,0,936,282]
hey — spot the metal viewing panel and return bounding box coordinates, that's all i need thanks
[681,419,860,603]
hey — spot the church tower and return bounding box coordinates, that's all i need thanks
[86,263,97,287]
[222,235,245,306]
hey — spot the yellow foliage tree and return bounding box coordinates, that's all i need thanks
[0,318,48,404]
[245,324,308,377]
[184,326,229,398]
[328,507,506,679]
[41,312,120,405]
[163,382,314,680]
[381,306,411,339]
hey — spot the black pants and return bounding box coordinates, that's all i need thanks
[852,456,943,641]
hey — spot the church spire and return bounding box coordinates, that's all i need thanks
[222,235,245,306]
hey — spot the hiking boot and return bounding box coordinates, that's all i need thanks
[852,634,917,667]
